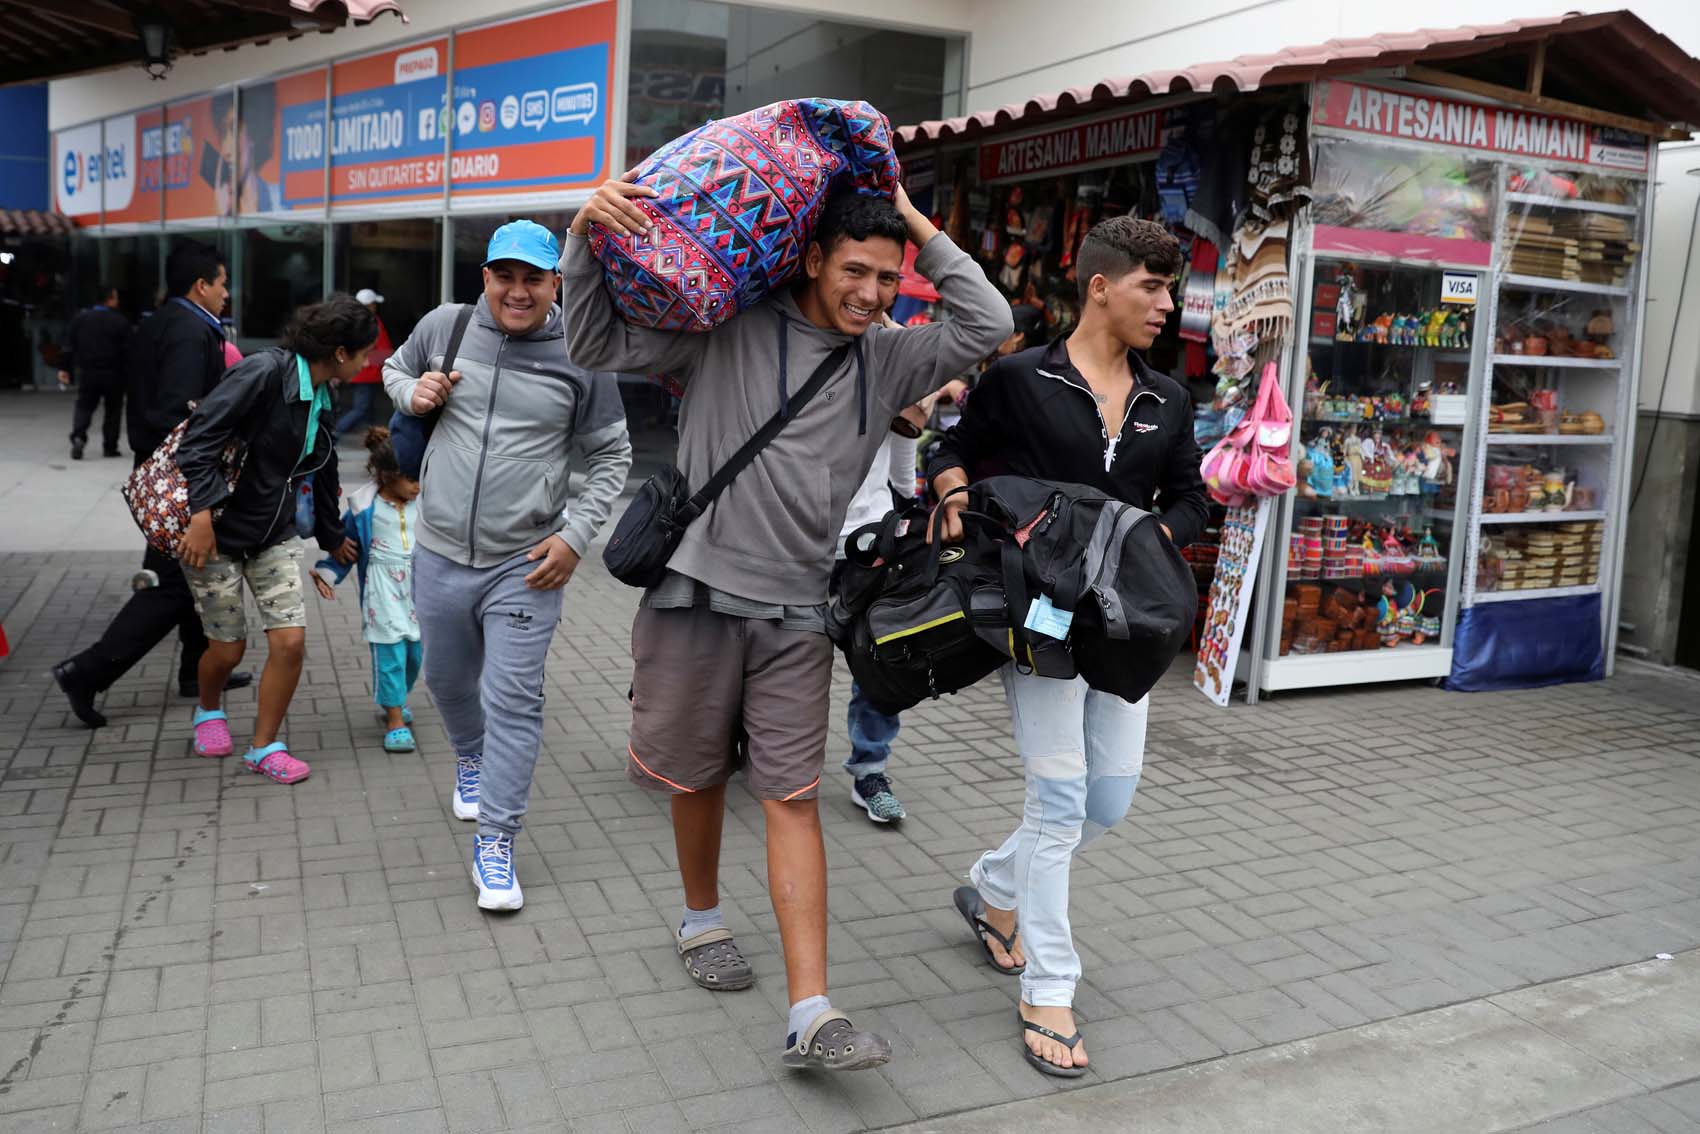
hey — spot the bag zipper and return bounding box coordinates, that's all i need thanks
[466,335,509,561]
[1088,503,1132,609]
[1035,366,1165,472]
[265,410,333,546]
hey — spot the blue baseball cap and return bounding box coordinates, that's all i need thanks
[483,220,561,272]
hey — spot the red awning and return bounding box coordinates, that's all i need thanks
[898,10,1700,147]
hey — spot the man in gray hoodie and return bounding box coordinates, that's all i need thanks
[562,181,1010,1069]
[385,220,632,912]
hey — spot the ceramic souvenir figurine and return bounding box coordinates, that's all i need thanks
[1419,431,1454,494]
[1416,526,1444,571]
[1343,424,1364,495]
[1374,313,1393,344]
[1541,470,1573,512]
[1297,456,1317,500]
[1425,309,1447,347]
[1377,579,1401,646]
[1307,432,1336,498]
[1335,269,1359,341]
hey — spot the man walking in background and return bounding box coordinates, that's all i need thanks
[52,240,252,727]
[57,284,132,460]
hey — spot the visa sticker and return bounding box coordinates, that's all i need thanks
[1024,595,1074,639]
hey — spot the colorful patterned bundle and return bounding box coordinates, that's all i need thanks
[121,416,241,555]
[590,98,900,332]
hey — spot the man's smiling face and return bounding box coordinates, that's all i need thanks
[482,260,558,335]
[801,234,903,337]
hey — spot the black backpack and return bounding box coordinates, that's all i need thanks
[967,476,1197,705]
[827,492,1073,716]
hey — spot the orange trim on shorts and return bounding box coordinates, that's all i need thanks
[781,776,820,802]
[627,744,696,793]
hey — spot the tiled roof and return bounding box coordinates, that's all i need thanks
[0,209,75,237]
[898,10,1700,145]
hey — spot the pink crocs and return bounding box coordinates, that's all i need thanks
[243,743,310,784]
[192,709,233,758]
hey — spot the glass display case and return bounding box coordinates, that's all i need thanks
[1460,167,1643,613]
[1258,256,1484,689]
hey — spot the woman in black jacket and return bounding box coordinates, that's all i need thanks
[176,296,374,784]
[929,217,1205,1078]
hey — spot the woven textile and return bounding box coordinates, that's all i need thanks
[590,99,900,332]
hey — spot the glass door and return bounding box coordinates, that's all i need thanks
[1261,256,1483,690]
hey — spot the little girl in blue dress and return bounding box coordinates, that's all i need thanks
[312,426,422,752]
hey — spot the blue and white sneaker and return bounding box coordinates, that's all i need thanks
[851,774,906,823]
[471,834,522,911]
[452,754,481,821]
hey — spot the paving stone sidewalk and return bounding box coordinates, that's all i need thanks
[3,547,1700,1130]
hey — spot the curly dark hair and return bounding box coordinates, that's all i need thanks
[1075,216,1182,303]
[282,293,378,362]
[363,425,411,492]
[813,191,908,255]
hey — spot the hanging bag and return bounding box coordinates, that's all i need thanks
[1202,362,1294,503]
[121,414,243,556]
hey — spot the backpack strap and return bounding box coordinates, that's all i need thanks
[440,303,474,375]
[678,336,856,523]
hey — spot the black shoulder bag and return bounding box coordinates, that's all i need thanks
[388,303,473,480]
[603,335,855,590]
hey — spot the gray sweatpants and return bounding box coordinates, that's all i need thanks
[414,546,563,838]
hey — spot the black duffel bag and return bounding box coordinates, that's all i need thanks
[968,476,1197,705]
[827,490,1073,716]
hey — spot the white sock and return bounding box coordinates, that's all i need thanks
[786,994,832,1049]
[677,903,724,941]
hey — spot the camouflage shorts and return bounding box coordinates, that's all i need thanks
[183,541,306,642]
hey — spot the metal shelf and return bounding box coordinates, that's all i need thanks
[1504,192,1640,217]
[1500,274,1630,298]
[1485,434,1615,446]
[1473,584,1601,604]
[1480,510,1607,525]
[1489,354,1622,370]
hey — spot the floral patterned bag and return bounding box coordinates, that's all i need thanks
[120,414,242,555]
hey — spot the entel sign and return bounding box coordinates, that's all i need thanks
[1314,79,1650,173]
[56,117,137,218]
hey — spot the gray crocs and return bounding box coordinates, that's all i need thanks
[782,1009,892,1071]
[677,927,754,991]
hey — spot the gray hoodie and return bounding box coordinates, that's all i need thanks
[384,297,632,568]
[560,231,1012,606]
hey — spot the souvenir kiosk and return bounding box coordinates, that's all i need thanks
[1251,78,1655,695]
[894,12,1700,701]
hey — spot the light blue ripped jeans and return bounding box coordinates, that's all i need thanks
[970,665,1148,1007]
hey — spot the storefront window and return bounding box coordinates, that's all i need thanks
[334,219,443,347]
[100,235,163,318]
[240,224,324,344]
[627,0,961,167]
[450,212,573,303]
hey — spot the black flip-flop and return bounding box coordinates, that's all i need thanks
[952,885,1024,975]
[1020,1013,1088,1078]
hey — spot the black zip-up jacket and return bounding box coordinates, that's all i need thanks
[928,337,1210,549]
[127,299,227,458]
[60,304,132,378]
[177,348,345,557]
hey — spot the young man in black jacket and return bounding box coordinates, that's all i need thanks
[176,295,367,783]
[53,241,252,727]
[929,216,1206,1078]
[57,284,132,460]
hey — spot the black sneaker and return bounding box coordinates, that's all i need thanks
[53,660,106,728]
[851,773,907,823]
[70,440,85,460]
[102,447,122,458]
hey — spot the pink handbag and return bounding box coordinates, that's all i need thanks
[1200,362,1294,503]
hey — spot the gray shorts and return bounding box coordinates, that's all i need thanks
[182,541,306,643]
[627,605,832,800]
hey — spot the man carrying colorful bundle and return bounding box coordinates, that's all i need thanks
[562,175,1011,1070]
